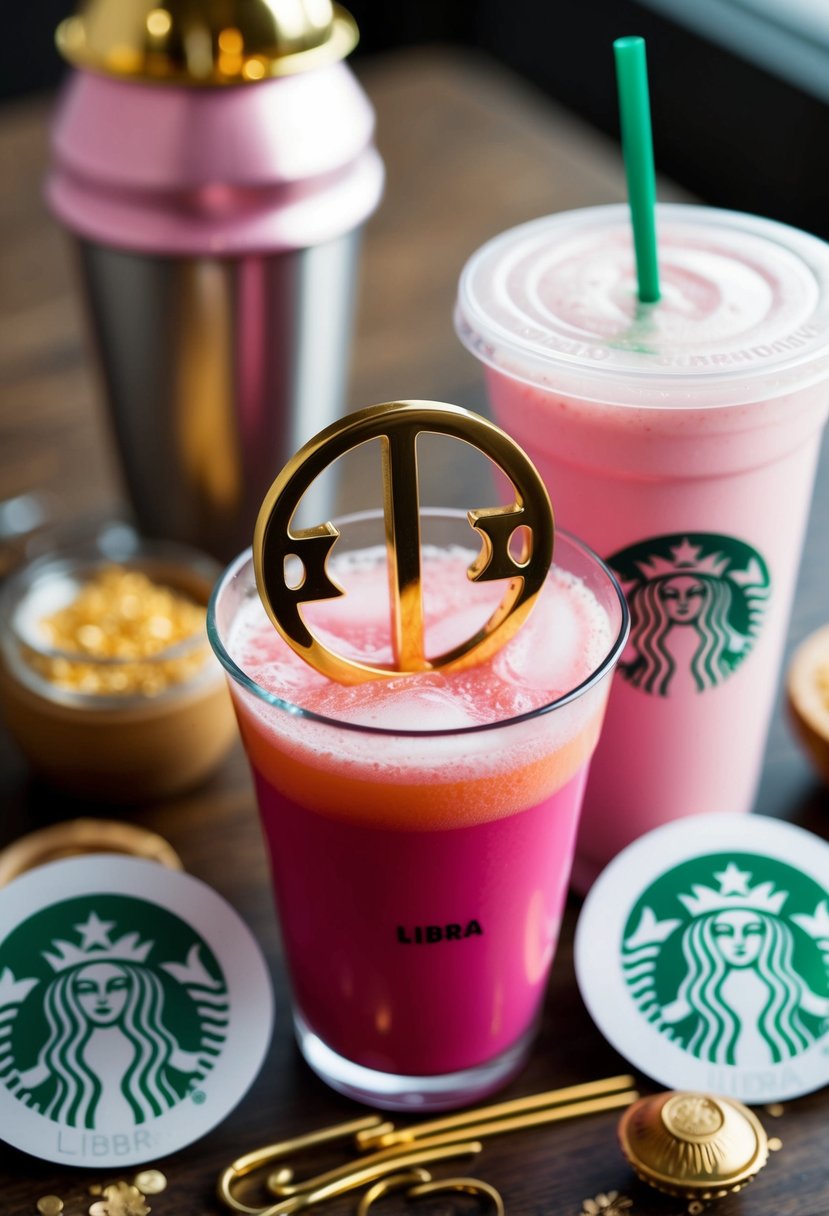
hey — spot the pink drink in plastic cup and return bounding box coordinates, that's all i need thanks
[456,204,829,891]
[209,510,628,1109]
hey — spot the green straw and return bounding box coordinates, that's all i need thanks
[614,35,660,303]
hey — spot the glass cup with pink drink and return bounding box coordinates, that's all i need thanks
[455,201,829,891]
[208,402,628,1109]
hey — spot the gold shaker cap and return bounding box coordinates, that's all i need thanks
[56,0,359,85]
[618,1091,770,1201]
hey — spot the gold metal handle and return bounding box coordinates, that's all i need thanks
[217,1115,385,1214]
[217,1074,639,1213]
[408,1177,505,1216]
[356,1075,638,1151]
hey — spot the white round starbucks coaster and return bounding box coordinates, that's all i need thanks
[574,813,829,1104]
[0,855,273,1166]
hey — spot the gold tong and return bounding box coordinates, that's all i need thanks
[218,1074,638,1215]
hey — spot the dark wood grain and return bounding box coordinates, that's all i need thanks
[0,47,827,1216]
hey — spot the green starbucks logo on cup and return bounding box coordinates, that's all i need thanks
[609,533,770,696]
[622,854,829,1067]
[0,895,227,1129]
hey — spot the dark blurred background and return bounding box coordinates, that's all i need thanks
[4,0,829,239]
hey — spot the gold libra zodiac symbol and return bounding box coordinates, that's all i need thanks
[253,401,555,684]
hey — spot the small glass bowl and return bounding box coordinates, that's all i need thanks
[0,526,238,801]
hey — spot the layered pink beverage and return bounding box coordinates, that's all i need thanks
[209,511,627,1108]
[456,205,829,891]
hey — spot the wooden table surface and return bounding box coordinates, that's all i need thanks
[1,47,828,1216]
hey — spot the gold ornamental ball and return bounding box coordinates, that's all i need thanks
[56,0,359,86]
[618,1091,770,1201]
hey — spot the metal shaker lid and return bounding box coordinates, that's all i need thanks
[56,0,359,85]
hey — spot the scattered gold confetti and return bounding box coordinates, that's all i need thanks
[88,1180,150,1216]
[37,1198,64,1216]
[769,1137,783,1152]
[133,1170,167,1196]
[581,1193,633,1216]
[27,565,208,696]
[89,1185,103,1196]
[765,1103,785,1117]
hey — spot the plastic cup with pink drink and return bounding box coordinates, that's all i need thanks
[455,202,829,891]
[208,506,628,1110]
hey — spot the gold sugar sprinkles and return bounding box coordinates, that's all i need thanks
[131,1172,167,1197]
[580,1193,632,1215]
[36,1199,64,1216]
[88,1181,151,1216]
[34,1170,167,1216]
[27,565,208,696]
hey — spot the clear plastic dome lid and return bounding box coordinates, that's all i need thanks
[456,204,829,407]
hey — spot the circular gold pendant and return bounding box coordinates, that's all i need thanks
[253,401,554,684]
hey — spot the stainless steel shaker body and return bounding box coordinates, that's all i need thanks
[48,2,383,559]
[77,235,359,558]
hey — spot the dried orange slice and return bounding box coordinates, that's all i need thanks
[787,623,829,784]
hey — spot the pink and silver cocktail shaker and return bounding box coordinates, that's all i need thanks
[48,0,383,559]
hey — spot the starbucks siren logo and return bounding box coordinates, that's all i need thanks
[609,533,770,696]
[622,855,829,1068]
[0,898,229,1130]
